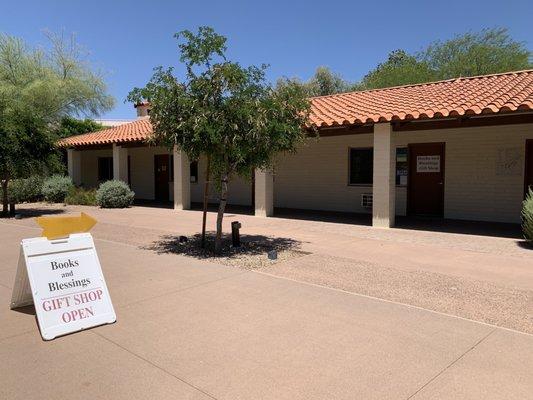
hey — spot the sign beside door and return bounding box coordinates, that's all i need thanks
[416,155,441,173]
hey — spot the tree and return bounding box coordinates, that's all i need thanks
[359,28,531,90]
[128,27,311,253]
[357,50,435,90]
[305,66,351,96]
[0,33,113,215]
[421,27,531,79]
[55,116,104,138]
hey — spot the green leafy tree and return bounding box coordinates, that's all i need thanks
[357,50,435,90]
[0,33,113,215]
[128,27,311,252]
[55,116,104,138]
[305,66,351,96]
[359,28,531,90]
[422,28,531,79]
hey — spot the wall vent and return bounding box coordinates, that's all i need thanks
[361,193,373,209]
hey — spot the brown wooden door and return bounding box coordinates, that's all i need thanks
[526,140,533,197]
[154,155,170,202]
[408,143,445,216]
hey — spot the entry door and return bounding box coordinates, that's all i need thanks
[526,140,533,197]
[408,143,445,216]
[154,155,170,202]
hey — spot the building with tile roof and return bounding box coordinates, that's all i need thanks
[62,70,533,227]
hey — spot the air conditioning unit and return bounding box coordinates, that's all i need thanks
[361,193,373,209]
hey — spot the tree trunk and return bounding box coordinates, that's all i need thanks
[201,156,211,249]
[214,173,229,254]
[1,176,8,218]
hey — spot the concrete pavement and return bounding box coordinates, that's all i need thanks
[1,221,532,399]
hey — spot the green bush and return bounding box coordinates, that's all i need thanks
[42,175,73,203]
[96,180,135,208]
[0,176,44,204]
[65,187,97,206]
[522,188,533,242]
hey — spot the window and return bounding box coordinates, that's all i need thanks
[98,157,113,182]
[168,156,198,183]
[190,161,198,183]
[349,148,373,185]
[396,147,408,186]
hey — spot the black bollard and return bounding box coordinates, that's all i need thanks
[231,221,241,247]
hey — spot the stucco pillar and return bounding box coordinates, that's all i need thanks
[173,146,190,210]
[254,168,274,217]
[67,148,81,186]
[372,123,395,228]
[112,144,128,183]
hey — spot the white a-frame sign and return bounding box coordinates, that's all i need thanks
[10,233,116,340]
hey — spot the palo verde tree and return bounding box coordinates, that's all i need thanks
[0,33,113,215]
[128,27,311,253]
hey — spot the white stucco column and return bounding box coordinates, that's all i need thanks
[254,168,274,217]
[173,146,190,210]
[372,123,396,228]
[112,144,128,183]
[67,148,81,186]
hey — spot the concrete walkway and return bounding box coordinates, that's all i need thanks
[1,221,532,399]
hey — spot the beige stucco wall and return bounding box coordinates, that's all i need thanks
[127,146,172,200]
[79,149,112,188]
[190,157,253,206]
[274,123,533,223]
[76,122,532,223]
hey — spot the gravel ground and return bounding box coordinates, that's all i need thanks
[261,253,533,334]
[142,231,310,269]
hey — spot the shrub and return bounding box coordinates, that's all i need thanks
[522,188,533,242]
[42,175,73,203]
[0,176,44,204]
[65,187,97,206]
[96,180,135,208]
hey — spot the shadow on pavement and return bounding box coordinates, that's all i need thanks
[144,232,303,260]
[6,207,66,219]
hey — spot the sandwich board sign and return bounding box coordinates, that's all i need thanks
[10,214,116,340]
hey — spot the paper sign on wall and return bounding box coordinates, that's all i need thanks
[416,155,440,173]
[10,233,116,340]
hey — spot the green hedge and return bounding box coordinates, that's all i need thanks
[42,175,73,203]
[523,188,533,242]
[65,187,97,206]
[96,180,135,208]
[0,176,44,204]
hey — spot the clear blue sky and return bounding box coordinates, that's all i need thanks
[3,0,532,119]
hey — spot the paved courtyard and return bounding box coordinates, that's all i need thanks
[1,204,532,399]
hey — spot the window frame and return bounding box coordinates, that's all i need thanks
[347,147,374,186]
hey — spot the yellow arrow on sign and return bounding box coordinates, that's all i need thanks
[36,212,97,240]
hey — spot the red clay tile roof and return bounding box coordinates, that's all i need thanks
[310,69,533,128]
[59,70,533,147]
[58,118,152,147]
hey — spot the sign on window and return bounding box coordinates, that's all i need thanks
[416,155,440,173]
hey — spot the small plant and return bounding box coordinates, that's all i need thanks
[42,175,73,203]
[96,180,135,208]
[522,188,533,242]
[65,187,97,206]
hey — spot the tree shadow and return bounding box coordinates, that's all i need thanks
[143,232,304,260]
[4,207,66,219]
